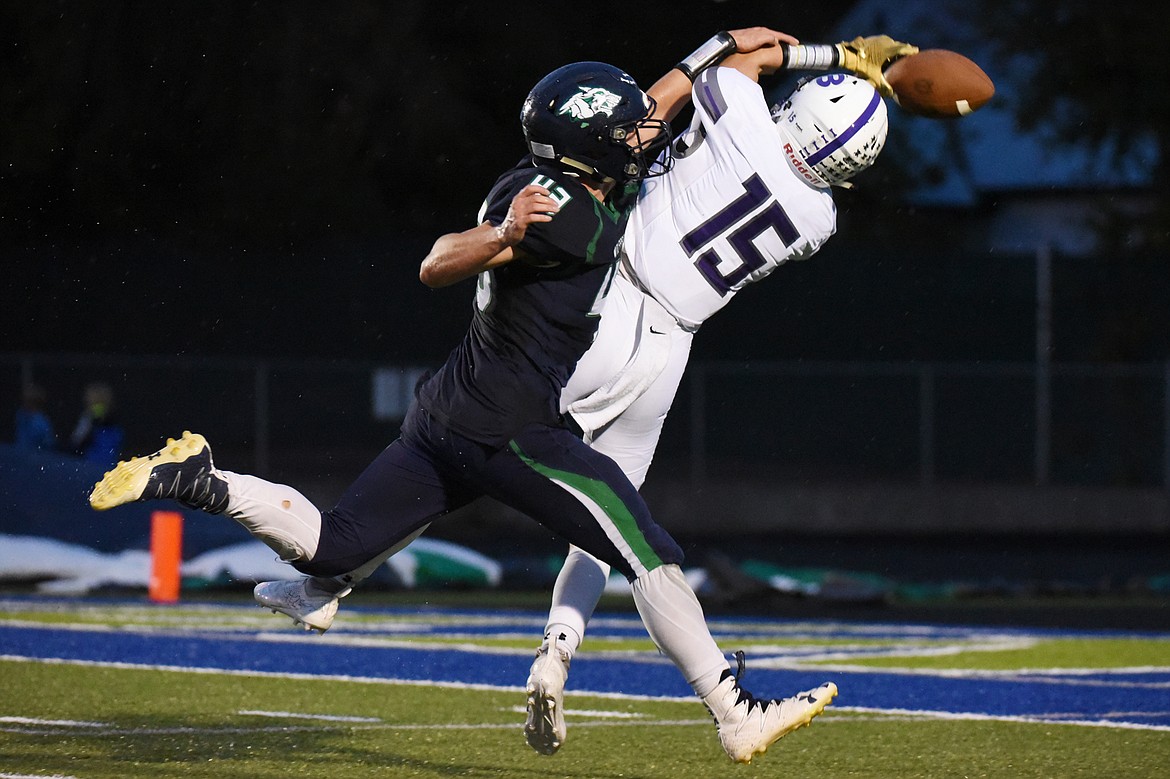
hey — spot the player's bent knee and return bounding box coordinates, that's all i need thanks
[249,530,312,566]
[291,556,356,578]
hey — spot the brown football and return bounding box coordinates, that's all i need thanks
[884,49,995,118]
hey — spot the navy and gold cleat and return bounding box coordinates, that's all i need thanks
[89,430,229,514]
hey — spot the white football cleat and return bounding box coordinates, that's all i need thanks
[702,666,837,764]
[524,634,571,755]
[253,579,350,634]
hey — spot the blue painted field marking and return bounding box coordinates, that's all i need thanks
[2,600,1169,731]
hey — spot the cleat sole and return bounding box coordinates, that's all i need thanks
[89,431,209,510]
[524,687,563,755]
[523,642,570,756]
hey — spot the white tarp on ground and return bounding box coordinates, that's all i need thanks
[0,533,502,594]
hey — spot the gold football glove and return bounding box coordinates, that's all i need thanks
[835,35,919,97]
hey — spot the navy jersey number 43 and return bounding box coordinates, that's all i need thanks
[416,155,638,447]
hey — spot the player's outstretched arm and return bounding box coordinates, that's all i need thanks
[719,45,789,83]
[780,35,917,96]
[646,27,798,123]
[419,184,559,288]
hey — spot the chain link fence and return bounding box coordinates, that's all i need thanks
[5,352,1169,493]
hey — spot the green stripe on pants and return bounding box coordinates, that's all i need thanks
[509,440,663,573]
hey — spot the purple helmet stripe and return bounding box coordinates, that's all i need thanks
[804,89,882,166]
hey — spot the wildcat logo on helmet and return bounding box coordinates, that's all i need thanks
[558,86,623,121]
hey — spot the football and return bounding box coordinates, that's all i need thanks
[884,49,995,118]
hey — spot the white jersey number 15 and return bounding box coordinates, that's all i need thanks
[679,174,799,296]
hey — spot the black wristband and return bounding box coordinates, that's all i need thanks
[675,31,737,82]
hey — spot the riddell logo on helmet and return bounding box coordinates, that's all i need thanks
[783,142,818,184]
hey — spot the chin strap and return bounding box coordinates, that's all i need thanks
[556,155,615,185]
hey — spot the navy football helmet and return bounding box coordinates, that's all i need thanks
[521,62,673,183]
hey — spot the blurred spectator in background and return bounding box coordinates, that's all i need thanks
[14,383,57,452]
[68,382,124,465]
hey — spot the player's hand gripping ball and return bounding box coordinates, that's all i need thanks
[883,49,994,118]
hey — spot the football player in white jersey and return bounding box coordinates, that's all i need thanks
[525,35,914,755]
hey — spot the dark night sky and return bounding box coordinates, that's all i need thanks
[2,1,875,362]
[5,1,1170,495]
[2,1,1166,367]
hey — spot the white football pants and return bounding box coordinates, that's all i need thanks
[545,270,695,659]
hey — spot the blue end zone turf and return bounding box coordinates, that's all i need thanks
[1,602,1168,730]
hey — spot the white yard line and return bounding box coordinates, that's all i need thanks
[755,660,1170,684]
[834,705,1170,732]
[0,716,107,728]
[5,708,1170,741]
[4,652,1170,734]
[238,709,382,722]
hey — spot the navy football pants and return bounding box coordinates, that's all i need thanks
[298,404,683,580]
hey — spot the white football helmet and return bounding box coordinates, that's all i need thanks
[771,73,888,188]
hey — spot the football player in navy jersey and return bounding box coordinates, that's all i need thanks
[412,64,654,448]
[89,28,839,764]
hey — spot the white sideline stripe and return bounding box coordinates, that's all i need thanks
[0,719,716,738]
[569,709,648,719]
[0,653,526,694]
[835,705,1170,733]
[6,617,1166,669]
[0,717,924,738]
[5,653,1170,733]
[0,618,544,657]
[749,638,1040,663]
[0,716,983,738]
[0,716,106,728]
[3,702,1169,739]
[0,723,359,737]
[1010,666,1170,677]
[7,710,1170,741]
[772,661,1170,684]
[1034,710,1170,719]
[4,615,1164,663]
[506,706,647,719]
[238,709,382,723]
[0,604,1151,642]
[250,631,536,656]
[351,718,711,731]
[1009,677,1170,690]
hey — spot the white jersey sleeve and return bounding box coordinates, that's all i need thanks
[623,66,838,330]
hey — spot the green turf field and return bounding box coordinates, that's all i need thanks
[2,597,1168,778]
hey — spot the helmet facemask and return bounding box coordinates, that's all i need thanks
[606,97,674,181]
